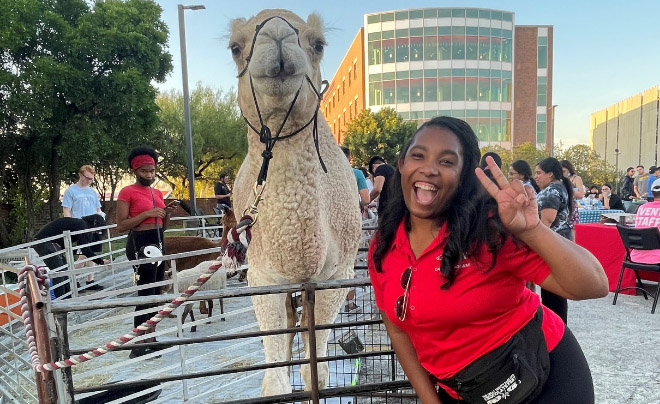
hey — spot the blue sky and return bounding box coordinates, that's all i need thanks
[154,1,660,147]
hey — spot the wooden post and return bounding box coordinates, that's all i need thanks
[53,312,75,403]
[26,272,57,403]
[303,283,320,404]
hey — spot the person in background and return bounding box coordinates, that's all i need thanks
[646,166,658,202]
[633,165,648,199]
[561,159,583,228]
[479,151,502,169]
[368,156,395,217]
[535,157,575,323]
[369,116,607,403]
[560,160,585,199]
[600,183,624,211]
[620,167,635,202]
[214,173,232,210]
[62,164,106,290]
[116,146,179,359]
[585,185,602,209]
[359,167,374,193]
[630,179,660,263]
[342,147,370,213]
[33,214,107,298]
[509,160,540,194]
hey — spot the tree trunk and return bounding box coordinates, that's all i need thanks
[47,135,62,221]
[22,159,36,241]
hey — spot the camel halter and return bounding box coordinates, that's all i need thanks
[236,15,329,199]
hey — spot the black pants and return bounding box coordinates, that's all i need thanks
[437,327,594,403]
[541,289,568,324]
[127,229,165,328]
[33,242,70,299]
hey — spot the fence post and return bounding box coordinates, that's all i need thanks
[26,271,58,403]
[62,231,78,299]
[52,312,74,404]
[303,283,320,404]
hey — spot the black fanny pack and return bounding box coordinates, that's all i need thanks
[437,307,550,404]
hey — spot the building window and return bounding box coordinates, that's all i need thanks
[397,79,410,103]
[354,96,358,115]
[410,79,423,102]
[348,68,352,85]
[410,37,423,61]
[369,82,383,106]
[538,44,548,68]
[383,80,395,104]
[368,41,382,66]
[353,61,357,79]
[342,77,346,95]
[537,84,547,106]
[396,37,409,62]
[349,102,353,119]
[424,35,438,60]
[424,78,437,102]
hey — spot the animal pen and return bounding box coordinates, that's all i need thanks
[0,216,420,403]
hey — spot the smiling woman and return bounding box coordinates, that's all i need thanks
[368,116,607,403]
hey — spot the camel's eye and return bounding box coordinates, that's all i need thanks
[230,44,241,56]
[313,40,325,53]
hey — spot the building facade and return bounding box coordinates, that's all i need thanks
[321,30,366,144]
[590,85,660,172]
[321,7,553,150]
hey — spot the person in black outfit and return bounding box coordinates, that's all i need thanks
[214,173,232,210]
[620,167,635,201]
[33,214,106,298]
[600,183,625,211]
[368,156,395,217]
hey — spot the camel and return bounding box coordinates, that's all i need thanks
[228,9,362,397]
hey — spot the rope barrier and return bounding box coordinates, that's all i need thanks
[19,215,254,373]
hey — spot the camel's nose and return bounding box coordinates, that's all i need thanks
[258,18,298,46]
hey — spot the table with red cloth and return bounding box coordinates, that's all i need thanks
[575,223,660,295]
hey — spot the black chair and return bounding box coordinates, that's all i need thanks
[613,225,660,313]
[625,203,642,214]
[194,208,220,238]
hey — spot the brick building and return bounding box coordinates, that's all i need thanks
[322,7,553,151]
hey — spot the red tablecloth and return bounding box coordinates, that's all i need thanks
[575,223,659,295]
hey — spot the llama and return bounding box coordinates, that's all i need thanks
[166,260,228,332]
[229,9,362,396]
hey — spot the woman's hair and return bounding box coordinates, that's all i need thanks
[602,183,613,191]
[511,160,540,193]
[538,157,574,217]
[372,116,509,288]
[127,146,158,168]
[560,159,576,176]
[589,185,600,195]
[479,151,502,169]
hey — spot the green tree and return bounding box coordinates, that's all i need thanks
[0,0,172,242]
[555,144,617,187]
[342,107,417,167]
[156,84,247,198]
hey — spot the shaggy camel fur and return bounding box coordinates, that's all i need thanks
[229,9,361,396]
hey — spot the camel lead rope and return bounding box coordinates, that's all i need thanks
[18,215,255,373]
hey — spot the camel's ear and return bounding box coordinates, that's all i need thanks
[228,18,247,45]
[306,13,324,33]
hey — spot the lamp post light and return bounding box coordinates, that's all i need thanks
[178,4,205,215]
[549,104,558,156]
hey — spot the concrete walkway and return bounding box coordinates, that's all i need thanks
[569,291,660,403]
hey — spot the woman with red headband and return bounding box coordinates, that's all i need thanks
[116,146,178,358]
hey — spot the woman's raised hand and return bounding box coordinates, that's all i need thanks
[475,156,540,236]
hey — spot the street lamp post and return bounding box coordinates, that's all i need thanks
[549,104,558,156]
[178,4,205,215]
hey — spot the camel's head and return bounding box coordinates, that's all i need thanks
[229,9,326,121]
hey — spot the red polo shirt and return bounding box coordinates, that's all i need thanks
[368,220,565,381]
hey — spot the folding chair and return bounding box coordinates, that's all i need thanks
[613,225,660,313]
[194,208,219,238]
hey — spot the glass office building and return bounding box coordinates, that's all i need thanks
[365,8,515,145]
